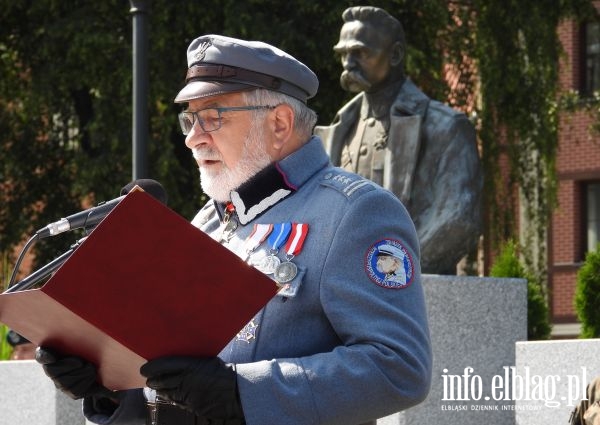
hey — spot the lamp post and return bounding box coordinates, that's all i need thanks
[129,0,149,180]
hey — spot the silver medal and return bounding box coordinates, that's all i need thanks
[219,219,238,243]
[256,254,281,275]
[274,261,297,284]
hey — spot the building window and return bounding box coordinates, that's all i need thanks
[585,181,600,253]
[582,22,600,96]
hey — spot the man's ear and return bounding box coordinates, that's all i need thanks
[390,41,404,67]
[270,103,294,149]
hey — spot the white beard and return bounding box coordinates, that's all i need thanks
[192,120,272,203]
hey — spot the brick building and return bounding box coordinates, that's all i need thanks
[550,15,600,336]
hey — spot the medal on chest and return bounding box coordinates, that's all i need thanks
[254,223,292,274]
[273,223,309,285]
[244,223,273,263]
[235,319,259,343]
[217,203,238,244]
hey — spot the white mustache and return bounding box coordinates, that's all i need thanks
[192,147,221,161]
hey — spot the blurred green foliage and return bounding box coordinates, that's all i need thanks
[575,246,600,338]
[0,325,11,360]
[0,0,455,272]
[0,0,596,285]
[1,254,12,359]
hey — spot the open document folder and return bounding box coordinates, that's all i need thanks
[0,189,278,390]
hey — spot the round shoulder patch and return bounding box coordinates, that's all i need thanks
[365,239,414,289]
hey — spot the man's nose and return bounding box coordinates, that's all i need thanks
[185,123,211,149]
[341,53,356,70]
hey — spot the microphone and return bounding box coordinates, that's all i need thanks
[35,179,167,239]
[6,179,167,293]
[119,178,168,204]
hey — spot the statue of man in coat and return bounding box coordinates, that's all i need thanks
[315,6,483,274]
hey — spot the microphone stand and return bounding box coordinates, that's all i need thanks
[4,238,86,294]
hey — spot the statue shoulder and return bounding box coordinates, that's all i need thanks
[394,79,469,122]
[392,79,430,116]
[332,92,364,122]
[426,98,469,120]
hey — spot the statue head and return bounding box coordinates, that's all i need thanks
[333,6,406,94]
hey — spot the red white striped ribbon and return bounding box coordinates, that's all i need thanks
[284,223,309,257]
[246,223,274,252]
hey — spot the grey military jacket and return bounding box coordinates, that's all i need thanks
[315,79,482,274]
[84,137,431,425]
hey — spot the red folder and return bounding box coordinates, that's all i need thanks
[0,189,278,389]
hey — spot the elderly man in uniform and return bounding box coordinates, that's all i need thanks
[36,34,431,425]
[316,6,482,274]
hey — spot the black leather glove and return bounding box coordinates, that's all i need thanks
[140,356,245,421]
[35,346,116,408]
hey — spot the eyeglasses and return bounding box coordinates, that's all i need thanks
[178,105,276,135]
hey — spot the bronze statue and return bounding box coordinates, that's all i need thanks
[315,6,482,274]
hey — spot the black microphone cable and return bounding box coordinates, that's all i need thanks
[6,233,39,290]
[4,237,86,293]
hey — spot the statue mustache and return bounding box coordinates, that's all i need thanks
[341,69,372,90]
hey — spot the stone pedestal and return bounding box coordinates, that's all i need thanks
[0,275,528,425]
[0,360,85,425]
[514,339,600,425]
[379,275,528,425]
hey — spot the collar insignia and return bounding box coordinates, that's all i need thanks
[229,163,296,225]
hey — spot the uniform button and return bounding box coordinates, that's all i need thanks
[367,118,376,127]
[359,146,369,155]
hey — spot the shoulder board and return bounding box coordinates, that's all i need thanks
[320,170,378,198]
